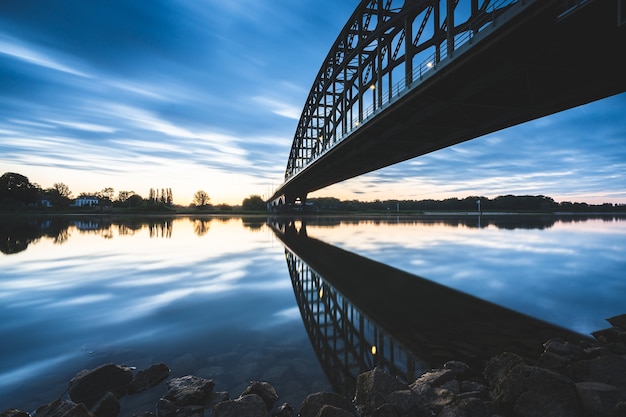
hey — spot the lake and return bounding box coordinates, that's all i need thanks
[1,214,625,413]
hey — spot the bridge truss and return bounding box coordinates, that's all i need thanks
[285,0,520,183]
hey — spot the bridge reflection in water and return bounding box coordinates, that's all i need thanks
[270,219,590,396]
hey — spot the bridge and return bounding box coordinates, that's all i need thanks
[268,0,626,207]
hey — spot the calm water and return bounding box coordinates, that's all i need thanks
[1,214,625,413]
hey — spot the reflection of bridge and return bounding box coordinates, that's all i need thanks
[270,219,590,394]
[286,248,424,396]
[269,0,626,207]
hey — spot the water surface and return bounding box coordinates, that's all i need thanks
[0,214,624,413]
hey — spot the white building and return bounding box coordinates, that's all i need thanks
[73,196,99,207]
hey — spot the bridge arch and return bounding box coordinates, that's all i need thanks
[285,0,517,182]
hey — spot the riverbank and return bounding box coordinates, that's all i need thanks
[2,314,625,417]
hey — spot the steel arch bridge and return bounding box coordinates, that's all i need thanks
[268,0,626,207]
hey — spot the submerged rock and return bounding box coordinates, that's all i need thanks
[68,364,133,409]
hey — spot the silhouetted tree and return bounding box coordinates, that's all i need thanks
[242,195,266,211]
[0,172,39,206]
[193,190,210,207]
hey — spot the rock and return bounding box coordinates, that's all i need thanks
[607,314,626,330]
[205,391,230,409]
[212,394,267,417]
[570,354,626,388]
[240,381,279,410]
[459,380,488,397]
[438,397,490,417]
[128,363,169,394]
[542,338,585,358]
[300,392,355,417]
[34,399,95,417]
[0,410,30,417]
[576,381,626,417]
[155,398,176,417]
[483,352,526,389]
[413,369,455,387]
[353,368,408,415]
[488,358,582,417]
[314,405,356,417]
[163,375,215,406]
[90,392,120,417]
[272,403,294,417]
[382,389,422,416]
[592,327,626,344]
[68,364,133,408]
[443,361,470,377]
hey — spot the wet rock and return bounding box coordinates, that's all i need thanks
[163,375,215,406]
[438,397,490,417]
[485,353,582,417]
[128,363,169,394]
[413,368,455,387]
[354,368,408,415]
[34,399,94,417]
[592,327,626,344]
[314,405,356,417]
[570,354,626,388]
[155,398,176,417]
[68,364,133,408]
[607,314,626,330]
[205,391,230,409]
[300,392,355,417]
[212,394,267,417]
[0,410,30,417]
[90,392,120,417]
[240,381,279,410]
[381,389,422,416]
[576,381,626,417]
[443,361,470,377]
[272,403,294,417]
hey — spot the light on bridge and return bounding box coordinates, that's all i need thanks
[426,61,434,69]
[369,84,376,90]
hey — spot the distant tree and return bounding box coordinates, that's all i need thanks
[126,194,144,208]
[242,195,266,211]
[45,183,73,208]
[0,172,39,206]
[193,190,210,207]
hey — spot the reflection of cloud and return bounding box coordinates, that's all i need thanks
[0,352,77,390]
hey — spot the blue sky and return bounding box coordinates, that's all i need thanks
[1,0,625,205]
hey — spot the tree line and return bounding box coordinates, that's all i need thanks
[307,195,624,212]
[0,171,268,211]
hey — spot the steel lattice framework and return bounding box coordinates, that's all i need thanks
[285,249,421,395]
[285,0,519,182]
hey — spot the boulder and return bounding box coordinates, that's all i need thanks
[576,381,626,417]
[34,399,94,417]
[240,381,279,410]
[314,405,356,417]
[486,354,582,417]
[90,392,120,417]
[128,363,169,394]
[607,314,626,330]
[570,354,626,388]
[354,368,408,415]
[438,397,490,417]
[212,394,267,417]
[68,364,133,408]
[163,375,215,406]
[300,392,355,417]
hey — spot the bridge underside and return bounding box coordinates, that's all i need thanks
[271,0,626,205]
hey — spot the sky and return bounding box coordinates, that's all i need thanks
[1,0,625,206]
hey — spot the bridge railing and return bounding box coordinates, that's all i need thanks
[286,0,524,182]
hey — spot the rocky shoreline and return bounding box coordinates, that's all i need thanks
[2,314,626,417]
